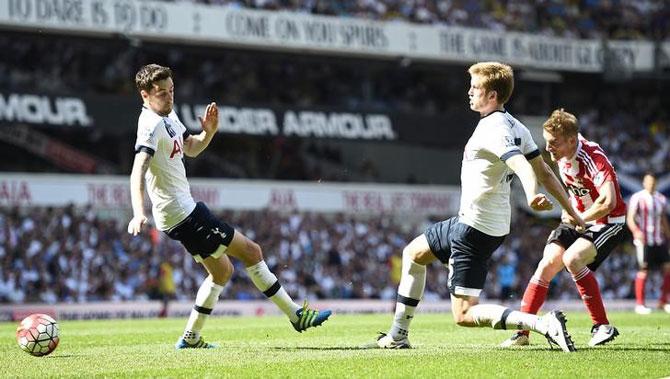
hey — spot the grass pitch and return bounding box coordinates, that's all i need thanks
[2,311,670,378]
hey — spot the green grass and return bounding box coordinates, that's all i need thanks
[2,311,670,378]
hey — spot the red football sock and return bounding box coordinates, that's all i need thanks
[573,267,609,325]
[517,277,549,335]
[660,272,670,305]
[635,271,647,306]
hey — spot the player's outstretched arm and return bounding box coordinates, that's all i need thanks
[184,102,218,157]
[529,156,585,228]
[505,154,553,211]
[580,181,616,222]
[128,151,152,236]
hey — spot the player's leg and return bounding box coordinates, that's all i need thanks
[167,203,237,349]
[371,217,457,349]
[445,223,575,352]
[634,242,651,314]
[501,242,565,346]
[453,291,575,352]
[563,223,624,346]
[375,233,435,348]
[657,248,670,312]
[176,253,234,349]
[225,230,331,332]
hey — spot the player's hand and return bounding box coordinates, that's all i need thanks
[633,230,645,244]
[562,210,587,232]
[127,215,148,236]
[198,102,219,134]
[529,194,554,211]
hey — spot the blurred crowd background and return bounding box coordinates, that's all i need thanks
[170,0,670,40]
[1,0,669,306]
[0,204,651,305]
[1,31,668,181]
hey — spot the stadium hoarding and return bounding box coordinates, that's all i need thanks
[0,173,460,216]
[0,91,472,147]
[0,0,655,73]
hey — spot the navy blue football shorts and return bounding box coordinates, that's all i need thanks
[165,202,235,262]
[425,216,505,297]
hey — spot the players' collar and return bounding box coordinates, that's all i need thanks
[566,136,582,161]
[480,109,506,119]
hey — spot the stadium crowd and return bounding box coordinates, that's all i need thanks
[0,205,644,305]
[169,0,670,40]
[2,30,669,181]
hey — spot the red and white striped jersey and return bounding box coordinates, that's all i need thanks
[556,135,626,225]
[629,189,668,245]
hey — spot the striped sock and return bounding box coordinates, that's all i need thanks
[246,261,301,322]
[389,256,425,340]
[572,267,609,325]
[183,277,223,342]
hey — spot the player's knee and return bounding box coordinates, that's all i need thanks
[562,252,582,271]
[403,245,431,266]
[211,261,234,285]
[245,240,263,263]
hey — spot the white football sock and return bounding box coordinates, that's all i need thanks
[390,252,426,340]
[469,304,542,332]
[246,260,301,322]
[183,276,224,342]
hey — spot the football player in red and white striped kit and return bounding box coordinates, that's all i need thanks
[626,172,670,314]
[502,109,626,348]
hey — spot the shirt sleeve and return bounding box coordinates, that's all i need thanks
[590,151,616,188]
[135,118,161,155]
[519,126,540,160]
[484,124,522,161]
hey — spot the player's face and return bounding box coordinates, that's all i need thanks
[643,174,656,192]
[142,77,174,116]
[468,75,496,114]
[543,130,575,161]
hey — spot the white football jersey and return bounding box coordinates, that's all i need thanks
[134,107,196,231]
[459,110,539,236]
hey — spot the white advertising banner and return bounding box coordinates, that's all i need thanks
[0,173,460,216]
[0,0,655,72]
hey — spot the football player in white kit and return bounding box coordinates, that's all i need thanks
[127,64,331,349]
[369,62,585,352]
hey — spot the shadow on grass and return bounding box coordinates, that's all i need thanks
[270,346,373,351]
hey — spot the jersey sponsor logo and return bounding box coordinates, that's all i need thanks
[567,184,589,197]
[169,139,183,158]
[503,135,515,147]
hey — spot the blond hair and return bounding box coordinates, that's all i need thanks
[543,108,579,137]
[467,62,514,104]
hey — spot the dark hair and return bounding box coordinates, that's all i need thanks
[135,64,172,93]
[643,171,656,179]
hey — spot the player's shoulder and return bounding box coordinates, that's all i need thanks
[478,111,522,132]
[138,107,164,130]
[578,135,612,162]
